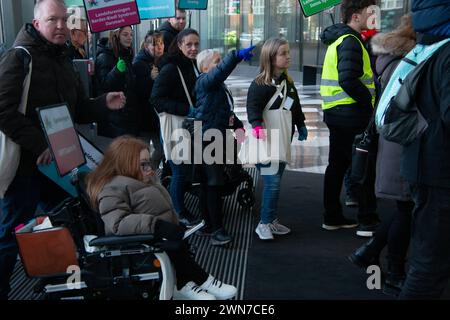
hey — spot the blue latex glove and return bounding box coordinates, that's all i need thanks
[237,45,256,61]
[297,126,308,141]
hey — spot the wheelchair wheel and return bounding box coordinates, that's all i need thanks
[237,188,255,208]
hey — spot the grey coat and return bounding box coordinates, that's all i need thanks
[372,32,414,201]
[98,176,179,236]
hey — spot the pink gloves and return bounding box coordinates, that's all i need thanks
[252,126,266,140]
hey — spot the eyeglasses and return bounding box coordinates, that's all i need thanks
[140,161,154,172]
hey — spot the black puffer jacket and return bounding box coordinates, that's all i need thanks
[159,21,179,52]
[95,43,140,137]
[132,48,162,134]
[151,54,198,116]
[320,23,374,128]
[401,35,450,188]
[0,24,107,177]
[246,72,305,135]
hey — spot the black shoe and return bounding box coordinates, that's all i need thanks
[196,226,213,237]
[179,209,202,228]
[383,273,405,297]
[345,195,359,207]
[348,238,380,270]
[322,215,358,231]
[356,222,378,237]
[210,228,232,246]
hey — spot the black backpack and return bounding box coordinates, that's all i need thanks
[378,43,448,146]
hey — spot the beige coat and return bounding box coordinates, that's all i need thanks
[98,176,178,236]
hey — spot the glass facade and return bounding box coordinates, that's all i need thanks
[191,0,411,71]
[0,1,4,44]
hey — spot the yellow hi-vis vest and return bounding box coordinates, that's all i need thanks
[320,34,376,110]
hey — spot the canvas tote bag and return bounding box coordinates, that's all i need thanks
[158,66,193,162]
[0,46,32,198]
[239,80,292,165]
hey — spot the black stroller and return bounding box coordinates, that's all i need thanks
[161,163,255,209]
[161,132,255,208]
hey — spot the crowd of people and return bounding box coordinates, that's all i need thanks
[0,0,449,301]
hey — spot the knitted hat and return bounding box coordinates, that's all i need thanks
[412,0,450,33]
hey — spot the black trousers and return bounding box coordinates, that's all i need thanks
[323,124,377,223]
[167,241,208,290]
[362,200,414,269]
[400,185,450,299]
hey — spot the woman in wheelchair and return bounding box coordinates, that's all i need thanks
[86,136,237,300]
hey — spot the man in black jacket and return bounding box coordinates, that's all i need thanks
[0,0,125,299]
[159,9,187,52]
[399,0,450,300]
[319,0,379,237]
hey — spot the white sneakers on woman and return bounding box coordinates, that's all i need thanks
[173,275,237,300]
[255,219,291,240]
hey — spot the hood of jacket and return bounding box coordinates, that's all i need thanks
[96,41,133,62]
[96,41,113,59]
[13,23,68,58]
[320,23,363,45]
[159,21,179,38]
[371,31,416,57]
[134,48,154,65]
[412,0,450,33]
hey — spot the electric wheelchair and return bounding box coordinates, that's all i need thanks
[17,172,178,300]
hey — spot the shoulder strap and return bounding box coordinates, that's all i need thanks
[14,46,32,115]
[177,66,193,107]
[264,80,287,111]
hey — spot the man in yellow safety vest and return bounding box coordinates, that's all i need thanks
[320,0,379,237]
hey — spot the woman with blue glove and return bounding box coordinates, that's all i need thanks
[191,45,254,246]
[246,37,307,241]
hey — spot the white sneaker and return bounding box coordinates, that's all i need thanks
[173,281,216,300]
[269,219,291,235]
[200,275,237,300]
[255,222,274,240]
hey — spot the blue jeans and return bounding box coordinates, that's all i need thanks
[168,161,188,215]
[0,173,67,299]
[256,162,286,224]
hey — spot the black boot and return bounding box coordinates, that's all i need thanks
[348,237,380,270]
[382,260,406,297]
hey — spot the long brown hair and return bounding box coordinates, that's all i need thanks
[86,136,149,209]
[109,26,134,59]
[255,37,292,86]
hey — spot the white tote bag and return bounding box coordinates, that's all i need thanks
[0,46,32,198]
[158,66,192,162]
[239,80,292,165]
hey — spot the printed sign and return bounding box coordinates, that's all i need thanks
[136,0,176,20]
[178,0,208,10]
[83,0,140,33]
[298,0,341,17]
[38,104,86,176]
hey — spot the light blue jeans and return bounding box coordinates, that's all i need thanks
[255,162,286,224]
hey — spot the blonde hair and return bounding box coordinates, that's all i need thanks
[255,37,292,86]
[86,136,149,209]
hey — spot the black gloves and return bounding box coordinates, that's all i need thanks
[154,220,186,241]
